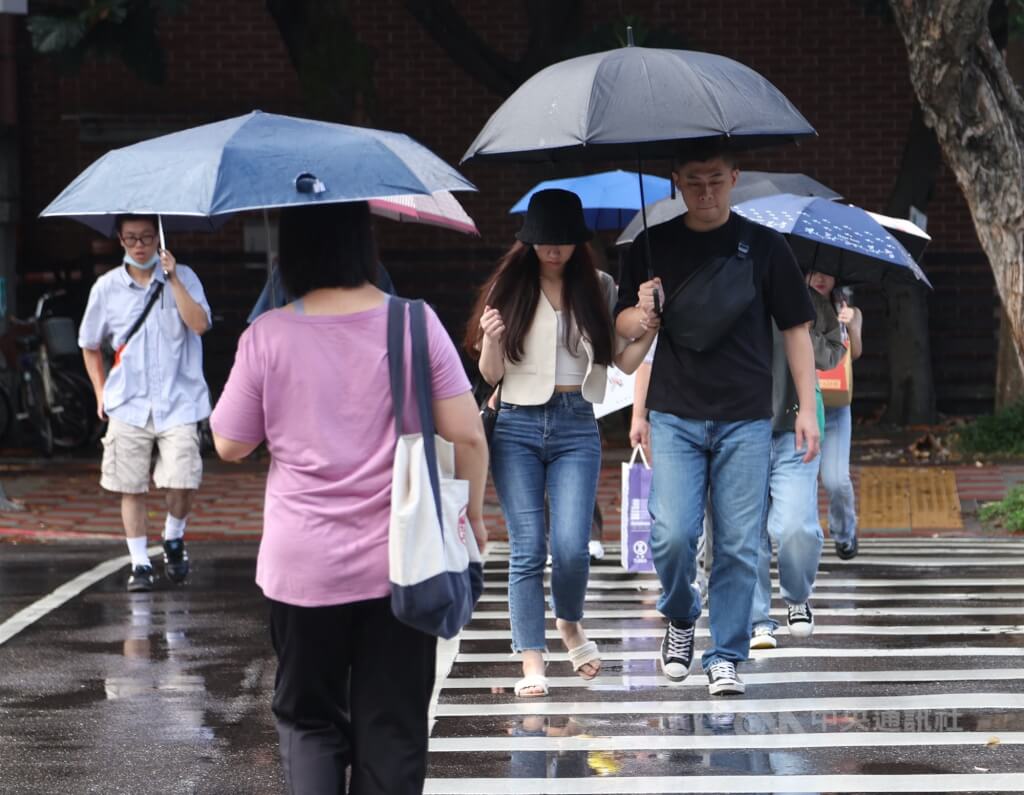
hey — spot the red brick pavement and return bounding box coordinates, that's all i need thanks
[0,458,1020,543]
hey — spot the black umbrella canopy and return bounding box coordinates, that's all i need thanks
[462,46,815,163]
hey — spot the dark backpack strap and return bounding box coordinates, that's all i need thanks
[409,300,445,534]
[735,215,755,258]
[387,297,407,439]
[121,281,164,348]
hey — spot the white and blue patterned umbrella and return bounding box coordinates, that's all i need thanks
[732,194,931,287]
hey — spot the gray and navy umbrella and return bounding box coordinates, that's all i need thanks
[41,110,476,235]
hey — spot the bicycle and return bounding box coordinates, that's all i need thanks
[5,290,96,456]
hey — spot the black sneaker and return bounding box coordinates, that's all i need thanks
[660,621,694,682]
[163,539,190,584]
[787,602,814,638]
[706,660,745,696]
[835,538,859,560]
[127,564,156,593]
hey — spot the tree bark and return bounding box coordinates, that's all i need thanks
[403,0,583,97]
[996,25,1024,408]
[265,0,375,122]
[888,0,1024,386]
[882,102,941,424]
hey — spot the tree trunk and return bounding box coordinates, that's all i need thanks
[995,27,1024,408]
[265,0,375,123]
[888,0,1024,388]
[403,0,583,97]
[882,102,941,424]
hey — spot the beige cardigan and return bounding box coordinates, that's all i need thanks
[501,271,618,406]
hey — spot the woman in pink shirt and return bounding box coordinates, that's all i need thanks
[210,201,488,795]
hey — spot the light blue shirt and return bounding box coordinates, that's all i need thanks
[78,264,212,432]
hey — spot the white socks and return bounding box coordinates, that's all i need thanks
[164,514,187,541]
[126,536,150,568]
[127,515,187,567]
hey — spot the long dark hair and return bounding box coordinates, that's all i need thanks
[464,241,614,366]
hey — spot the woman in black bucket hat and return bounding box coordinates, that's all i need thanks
[465,188,657,697]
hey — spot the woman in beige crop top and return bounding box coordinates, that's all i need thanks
[464,189,656,698]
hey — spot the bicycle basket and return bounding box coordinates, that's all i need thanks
[42,317,80,357]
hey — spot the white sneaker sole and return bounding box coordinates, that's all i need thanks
[749,634,777,650]
[788,621,814,639]
[708,678,746,696]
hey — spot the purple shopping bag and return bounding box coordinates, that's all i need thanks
[620,446,654,572]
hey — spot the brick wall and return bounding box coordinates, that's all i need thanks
[15,0,999,414]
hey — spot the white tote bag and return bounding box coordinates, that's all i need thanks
[387,298,482,639]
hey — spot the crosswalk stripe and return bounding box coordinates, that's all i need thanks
[433,692,1024,717]
[454,646,1024,662]
[458,624,1024,639]
[423,773,1024,793]
[469,606,1024,619]
[484,556,1024,567]
[480,590,1024,602]
[439,667,1024,689]
[485,547,1024,558]
[429,730,1024,752]
[485,576,1024,589]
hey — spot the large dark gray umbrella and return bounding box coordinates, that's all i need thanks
[461,45,814,163]
[616,171,841,245]
[462,33,815,311]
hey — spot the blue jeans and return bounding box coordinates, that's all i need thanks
[822,405,858,545]
[648,412,771,669]
[750,431,824,631]
[490,391,601,653]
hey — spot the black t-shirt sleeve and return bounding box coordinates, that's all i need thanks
[765,233,816,331]
[614,233,646,318]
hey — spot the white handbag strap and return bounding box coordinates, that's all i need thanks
[629,444,651,469]
[387,297,445,533]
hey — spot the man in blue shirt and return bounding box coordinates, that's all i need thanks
[79,214,212,592]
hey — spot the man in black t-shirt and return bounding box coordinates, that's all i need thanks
[615,143,820,696]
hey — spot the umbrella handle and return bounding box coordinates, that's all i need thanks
[636,157,661,315]
[158,215,169,277]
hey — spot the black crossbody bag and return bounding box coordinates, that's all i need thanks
[113,282,164,367]
[660,218,757,353]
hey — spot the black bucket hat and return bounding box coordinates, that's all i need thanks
[515,189,592,245]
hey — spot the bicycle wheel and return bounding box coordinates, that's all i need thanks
[19,369,53,457]
[50,370,96,450]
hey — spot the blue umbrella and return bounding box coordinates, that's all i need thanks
[509,171,672,230]
[732,194,932,288]
[40,110,476,236]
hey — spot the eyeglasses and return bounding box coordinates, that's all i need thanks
[121,234,157,247]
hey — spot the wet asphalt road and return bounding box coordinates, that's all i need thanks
[4,539,1024,794]
[0,542,282,795]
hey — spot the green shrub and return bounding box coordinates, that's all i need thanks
[979,484,1024,533]
[955,400,1024,457]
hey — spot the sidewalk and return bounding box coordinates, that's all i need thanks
[0,453,1021,543]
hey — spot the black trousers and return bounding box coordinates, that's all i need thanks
[269,596,437,795]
